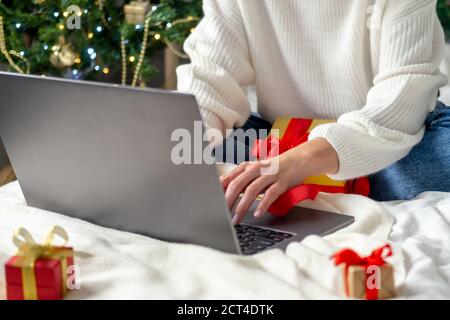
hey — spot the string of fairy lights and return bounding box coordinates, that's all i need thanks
[0,1,201,86]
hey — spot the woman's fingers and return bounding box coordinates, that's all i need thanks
[224,163,261,210]
[254,182,287,218]
[220,163,247,190]
[233,175,274,225]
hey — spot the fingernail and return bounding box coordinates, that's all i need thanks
[232,215,239,225]
[254,210,262,218]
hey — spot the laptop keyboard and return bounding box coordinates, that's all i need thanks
[234,224,294,255]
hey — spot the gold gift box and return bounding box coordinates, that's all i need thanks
[344,264,396,300]
[124,1,150,25]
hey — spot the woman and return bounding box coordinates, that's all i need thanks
[177,0,450,224]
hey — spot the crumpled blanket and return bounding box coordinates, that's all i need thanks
[1,179,449,299]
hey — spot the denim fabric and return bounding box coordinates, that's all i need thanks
[369,101,450,201]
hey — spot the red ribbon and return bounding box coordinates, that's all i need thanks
[253,119,311,159]
[251,119,370,217]
[332,244,393,300]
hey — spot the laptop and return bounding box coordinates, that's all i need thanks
[0,72,354,255]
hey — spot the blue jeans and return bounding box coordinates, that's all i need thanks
[369,101,450,201]
[217,102,450,202]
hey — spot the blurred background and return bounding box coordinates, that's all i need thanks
[0,0,449,89]
[439,0,450,39]
[0,0,450,179]
[0,0,203,89]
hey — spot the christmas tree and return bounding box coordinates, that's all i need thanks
[438,0,450,40]
[0,0,202,86]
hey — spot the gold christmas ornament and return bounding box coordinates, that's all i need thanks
[124,0,150,25]
[49,37,77,69]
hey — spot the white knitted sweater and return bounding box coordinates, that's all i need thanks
[177,0,447,180]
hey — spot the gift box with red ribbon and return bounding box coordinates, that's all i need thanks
[332,244,396,300]
[4,226,76,300]
[251,118,370,216]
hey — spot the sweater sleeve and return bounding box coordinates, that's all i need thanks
[308,0,448,180]
[176,0,254,135]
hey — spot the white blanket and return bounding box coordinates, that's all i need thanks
[0,180,449,299]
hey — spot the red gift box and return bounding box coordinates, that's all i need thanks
[4,226,77,300]
[5,252,74,300]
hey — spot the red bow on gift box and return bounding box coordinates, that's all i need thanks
[251,118,370,217]
[332,244,393,300]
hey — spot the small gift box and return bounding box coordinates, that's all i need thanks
[332,244,396,300]
[124,0,150,25]
[5,226,76,300]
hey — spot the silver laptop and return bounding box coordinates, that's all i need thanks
[0,72,353,255]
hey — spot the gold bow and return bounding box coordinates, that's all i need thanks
[11,226,77,300]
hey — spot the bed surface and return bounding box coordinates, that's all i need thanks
[0,180,449,299]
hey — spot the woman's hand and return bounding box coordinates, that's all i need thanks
[220,138,339,225]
